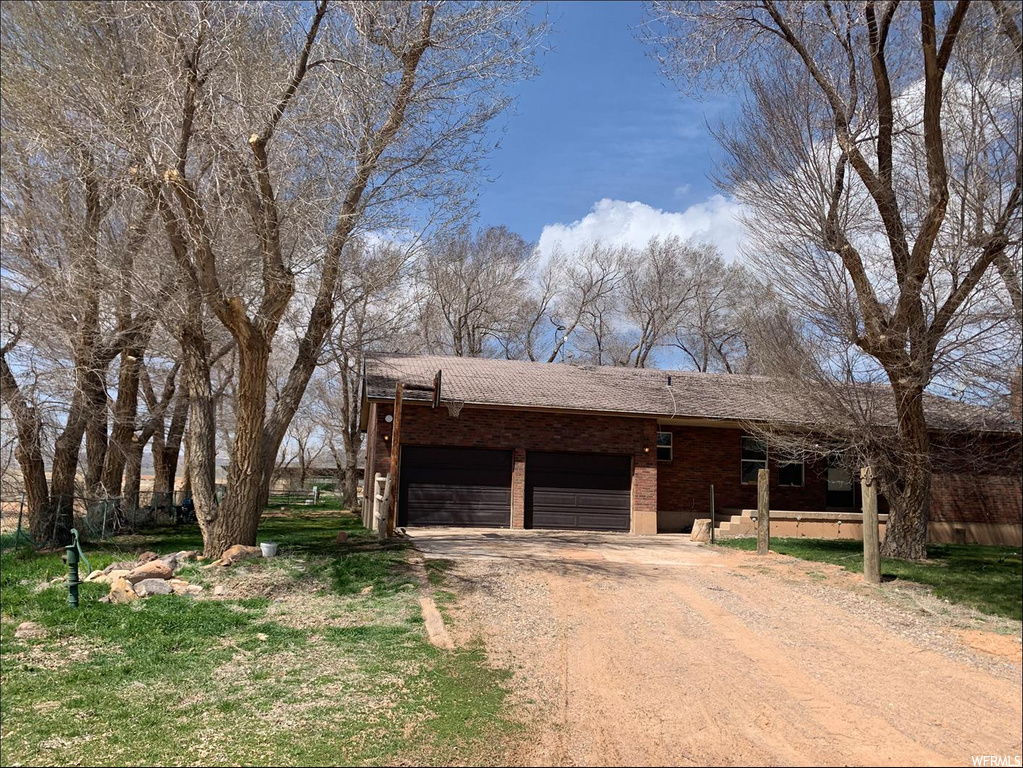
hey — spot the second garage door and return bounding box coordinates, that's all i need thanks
[526,451,632,532]
[399,446,512,527]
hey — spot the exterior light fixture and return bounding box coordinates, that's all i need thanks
[385,414,394,423]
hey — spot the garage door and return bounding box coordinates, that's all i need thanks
[526,452,631,531]
[399,446,512,527]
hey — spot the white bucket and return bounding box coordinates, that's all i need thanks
[260,541,278,558]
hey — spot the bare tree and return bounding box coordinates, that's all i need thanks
[541,243,624,363]
[415,226,534,357]
[548,237,707,368]
[619,236,707,367]
[315,240,413,507]
[0,2,542,554]
[645,1,1022,558]
[2,3,178,541]
[672,259,756,373]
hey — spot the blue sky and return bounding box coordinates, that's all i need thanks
[474,1,743,258]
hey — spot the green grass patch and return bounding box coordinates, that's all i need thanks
[719,537,1023,620]
[1,500,519,766]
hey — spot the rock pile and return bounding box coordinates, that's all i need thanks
[85,550,204,603]
[210,544,263,567]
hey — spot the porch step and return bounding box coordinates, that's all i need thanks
[714,512,755,538]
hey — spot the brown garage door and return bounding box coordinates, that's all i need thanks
[399,446,512,527]
[526,451,631,532]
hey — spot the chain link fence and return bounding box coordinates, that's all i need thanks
[0,484,330,551]
[0,487,231,551]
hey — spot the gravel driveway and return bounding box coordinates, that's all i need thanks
[409,528,1023,767]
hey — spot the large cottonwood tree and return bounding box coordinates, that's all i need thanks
[2,1,541,555]
[645,1,1022,558]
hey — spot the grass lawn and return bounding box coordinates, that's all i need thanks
[718,537,1023,621]
[0,501,518,767]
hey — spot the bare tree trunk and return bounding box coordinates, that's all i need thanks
[82,365,109,494]
[181,430,193,498]
[181,319,219,554]
[122,438,145,517]
[153,390,188,501]
[204,342,268,552]
[101,346,143,496]
[342,450,359,511]
[879,385,931,560]
[0,351,51,542]
[151,429,170,500]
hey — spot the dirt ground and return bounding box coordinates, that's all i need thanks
[409,529,1023,767]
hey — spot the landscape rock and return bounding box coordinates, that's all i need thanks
[360,585,374,594]
[103,560,136,575]
[335,531,349,545]
[214,544,262,566]
[108,576,139,603]
[106,569,131,582]
[158,554,181,572]
[15,621,46,640]
[213,585,226,596]
[125,560,173,584]
[168,578,191,593]
[134,578,173,597]
[137,551,159,564]
[185,584,204,595]
[84,570,107,583]
[690,519,712,543]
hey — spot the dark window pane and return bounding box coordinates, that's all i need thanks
[741,460,763,484]
[657,446,672,462]
[741,437,766,462]
[779,462,803,487]
[657,432,672,447]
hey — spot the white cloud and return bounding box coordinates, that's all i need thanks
[537,196,747,263]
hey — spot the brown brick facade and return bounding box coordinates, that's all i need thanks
[930,474,1022,525]
[365,402,1021,537]
[366,403,660,533]
[654,424,836,531]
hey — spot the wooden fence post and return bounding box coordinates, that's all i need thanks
[385,381,404,538]
[710,485,716,545]
[757,468,770,555]
[861,466,881,584]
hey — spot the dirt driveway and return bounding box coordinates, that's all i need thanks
[409,529,1023,767]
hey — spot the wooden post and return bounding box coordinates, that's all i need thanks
[378,474,392,538]
[709,485,716,544]
[861,466,881,584]
[386,381,404,538]
[757,468,769,555]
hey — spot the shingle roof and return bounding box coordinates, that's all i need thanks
[363,354,1016,433]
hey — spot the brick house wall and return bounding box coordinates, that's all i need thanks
[366,402,660,533]
[930,474,1022,525]
[364,401,1021,539]
[655,424,833,532]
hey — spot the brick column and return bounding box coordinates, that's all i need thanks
[511,447,526,529]
[631,425,659,534]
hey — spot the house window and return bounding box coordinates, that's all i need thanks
[778,459,804,488]
[741,437,767,484]
[657,431,673,462]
